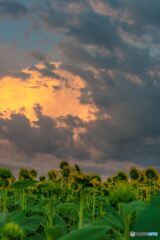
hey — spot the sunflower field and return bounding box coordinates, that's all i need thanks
[0,162,159,240]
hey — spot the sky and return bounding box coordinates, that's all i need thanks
[0,0,160,176]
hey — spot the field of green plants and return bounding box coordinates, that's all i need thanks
[0,162,159,240]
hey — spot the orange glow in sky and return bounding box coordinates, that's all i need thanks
[0,63,97,121]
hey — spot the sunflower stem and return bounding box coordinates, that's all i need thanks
[78,187,84,229]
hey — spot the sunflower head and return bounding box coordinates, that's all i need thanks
[74,173,92,187]
[39,175,46,182]
[89,177,101,187]
[71,182,80,192]
[61,167,71,178]
[19,168,31,180]
[107,177,112,183]
[129,167,140,181]
[59,161,69,170]
[116,171,128,181]
[145,167,158,181]
[75,164,81,173]
[29,169,37,179]
[3,178,10,188]
[48,169,58,180]
[1,222,24,240]
[0,168,12,180]
[138,171,145,183]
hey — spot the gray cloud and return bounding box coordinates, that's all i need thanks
[1,0,160,171]
[10,71,31,80]
[29,50,48,62]
[0,112,70,158]
[106,0,160,36]
[68,11,122,49]
[51,0,160,166]
[0,107,91,161]
[29,62,62,80]
[0,0,29,18]
[0,44,34,79]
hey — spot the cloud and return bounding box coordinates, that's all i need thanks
[105,0,160,37]
[1,0,160,173]
[0,108,91,161]
[43,0,160,166]
[0,62,96,122]
[0,139,137,177]
[68,10,121,49]
[0,111,70,157]
[29,50,48,62]
[0,0,29,19]
[0,43,33,79]
[29,62,62,79]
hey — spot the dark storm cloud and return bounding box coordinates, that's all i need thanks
[10,71,31,80]
[122,0,160,27]
[0,112,71,157]
[38,1,121,48]
[59,44,160,164]
[29,62,62,80]
[58,114,86,128]
[36,0,71,31]
[60,40,152,77]
[0,0,29,18]
[106,0,160,35]
[0,70,31,80]
[78,79,160,164]
[10,0,160,165]
[41,0,160,165]
[1,0,160,168]
[68,11,121,48]
[0,108,90,160]
[29,50,48,62]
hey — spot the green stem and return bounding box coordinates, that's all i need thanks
[78,187,84,229]
[92,190,96,222]
[136,184,139,199]
[2,189,7,213]
[100,203,103,217]
[46,194,55,240]
[123,212,131,240]
[21,190,26,211]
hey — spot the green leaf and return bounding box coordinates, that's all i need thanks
[39,198,50,207]
[21,216,45,232]
[103,206,124,230]
[10,211,26,224]
[0,213,8,227]
[133,196,160,233]
[98,214,123,230]
[11,180,37,189]
[59,226,107,240]
[52,213,66,226]
[27,206,47,215]
[55,203,78,211]
[46,224,67,240]
[10,212,44,233]
[119,200,145,216]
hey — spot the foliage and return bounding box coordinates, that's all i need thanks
[0,165,159,239]
[110,183,136,206]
